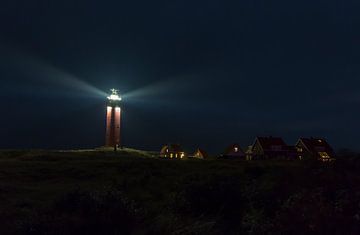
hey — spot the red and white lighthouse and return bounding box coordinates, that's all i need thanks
[105,89,122,150]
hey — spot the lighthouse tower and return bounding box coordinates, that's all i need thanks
[105,89,122,150]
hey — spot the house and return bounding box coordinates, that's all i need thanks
[251,136,296,159]
[191,148,208,159]
[220,144,245,159]
[295,138,336,161]
[160,144,186,159]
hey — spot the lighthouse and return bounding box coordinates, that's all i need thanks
[105,89,122,150]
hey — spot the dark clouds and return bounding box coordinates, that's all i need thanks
[0,0,360,152]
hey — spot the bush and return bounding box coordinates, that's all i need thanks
[17,188,141,235]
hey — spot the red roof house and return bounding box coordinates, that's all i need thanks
[295,138,335,161]
[251,136,296,159]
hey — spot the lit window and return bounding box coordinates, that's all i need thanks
[170,153,173,158]
[318,152,330,159]
[234,147,238,152]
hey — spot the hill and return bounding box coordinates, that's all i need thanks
[0,150,359,234]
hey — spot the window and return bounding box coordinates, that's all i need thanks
[318,152,330,159]
[234,147,238,152]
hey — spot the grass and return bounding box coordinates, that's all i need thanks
[0,149,359,234]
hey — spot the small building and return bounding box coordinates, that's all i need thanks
[251,136,293,159]
[191,148,209,159]
[295,138,336,161]
[160,144,186,159]
[220,144,245,159]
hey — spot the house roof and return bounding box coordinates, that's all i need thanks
[255,136,287,150]
[298,138,334,155]
[223,143,245,156]
[194,148,208,158]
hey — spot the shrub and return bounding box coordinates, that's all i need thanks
[17,188,141,235]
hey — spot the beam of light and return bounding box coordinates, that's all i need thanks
[122,75,196,101]
[1,44,201,103]
[0,44,107,98]
[25,59,108,98]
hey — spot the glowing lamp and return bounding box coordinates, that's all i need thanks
[107,89,122,101]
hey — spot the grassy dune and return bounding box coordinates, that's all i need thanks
[0,150,359,234]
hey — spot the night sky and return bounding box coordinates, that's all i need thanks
[1,0,360,153]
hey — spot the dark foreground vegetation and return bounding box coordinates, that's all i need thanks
[0,150,359,235]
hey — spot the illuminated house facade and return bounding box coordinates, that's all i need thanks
[295,138,335,161]
[220,144,245,158]
[250,136,297,159]
[160,144,186,159]
[245,145,253,160]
